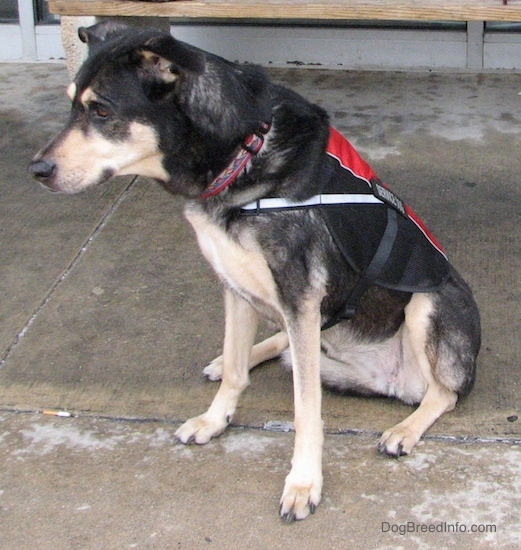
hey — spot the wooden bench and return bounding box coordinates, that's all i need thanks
[48,0,521,74]
[48,1,521,23]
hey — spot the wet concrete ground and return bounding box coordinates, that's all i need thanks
[0,62,520,548]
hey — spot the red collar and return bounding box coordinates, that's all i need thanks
[200,121,271,199]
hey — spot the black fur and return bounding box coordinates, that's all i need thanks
[30,21,480,383]
[31,23,480,396]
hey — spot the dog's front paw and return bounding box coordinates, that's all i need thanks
[377,424,420,457]
[175,413,229,445]
[279,473,322,522]
[202,356,223,381]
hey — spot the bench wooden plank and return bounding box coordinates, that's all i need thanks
[48,0,521,23]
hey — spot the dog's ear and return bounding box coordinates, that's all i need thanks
[78,20,131,48]
[140,35,206,80]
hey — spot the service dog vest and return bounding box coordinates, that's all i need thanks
[241,127,450,327]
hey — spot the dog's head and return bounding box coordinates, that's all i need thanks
[28,21,272,196]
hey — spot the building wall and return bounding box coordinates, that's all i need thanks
[1,1,521,70]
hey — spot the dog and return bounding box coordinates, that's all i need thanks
[28,21,481,522]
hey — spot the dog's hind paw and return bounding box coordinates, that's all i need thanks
[377,424,420,457]
[202,356,223,381]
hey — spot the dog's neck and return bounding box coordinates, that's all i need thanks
[200,121,271,199]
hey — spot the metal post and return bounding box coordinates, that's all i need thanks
[17,0,37,59]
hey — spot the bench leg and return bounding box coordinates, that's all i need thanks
[61,15,171,77]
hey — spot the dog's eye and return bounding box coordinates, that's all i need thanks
[90,104,110,119]
[95,106,110,119]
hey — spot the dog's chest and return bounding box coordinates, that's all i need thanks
[185,208,279,308]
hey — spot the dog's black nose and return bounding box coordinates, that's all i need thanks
[27,159,56,181]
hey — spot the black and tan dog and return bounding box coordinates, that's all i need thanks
[28,22,480,522]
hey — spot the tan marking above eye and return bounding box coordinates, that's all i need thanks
[79,87,99,107]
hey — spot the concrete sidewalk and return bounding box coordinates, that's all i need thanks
[0,62,520,548]
[1,412,519,549]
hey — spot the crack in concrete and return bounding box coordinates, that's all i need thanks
[0,176,139,369]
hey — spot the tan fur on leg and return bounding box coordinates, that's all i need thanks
[279,299,324,522]
[378,384,457,456]
[377,293,458,456]
[175,290,258,444]
[203,331,289,381]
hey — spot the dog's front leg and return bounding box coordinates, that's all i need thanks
[175,288,258,444]
[280,299,324,522]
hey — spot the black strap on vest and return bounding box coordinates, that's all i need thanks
[321,208,399,330]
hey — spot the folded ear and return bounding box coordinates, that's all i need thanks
[77,22,205,78]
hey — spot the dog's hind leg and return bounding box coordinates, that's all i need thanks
[378,383,457,457]
[279,297,324,522]
[203,331,289,381]
[175,289,258,444]
[377,293,458,457]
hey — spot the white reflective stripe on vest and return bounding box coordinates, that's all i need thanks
[241,194,384,211]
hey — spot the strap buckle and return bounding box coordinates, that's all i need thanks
[242,121,271,154]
